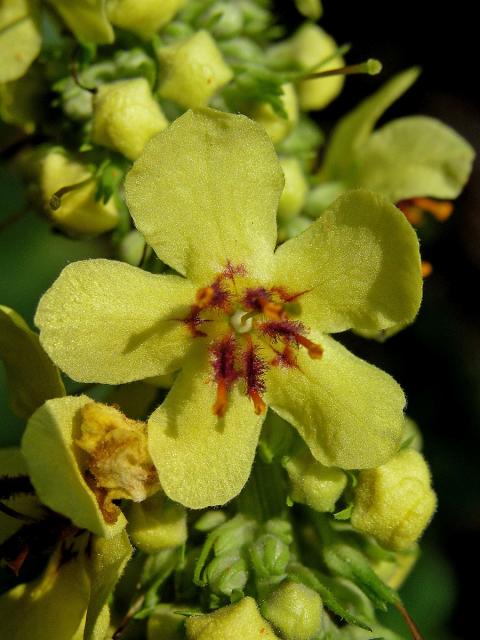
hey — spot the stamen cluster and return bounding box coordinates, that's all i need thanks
[181,263,323,416]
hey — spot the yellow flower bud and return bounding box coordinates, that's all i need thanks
[273,23,344,111]
[91,78,168,160]
[278,157,308,221]
[284,448,347,512]
[41,149,118,235]
[351,449,437,551]
[107,0,186,39]
[186,597,279,640]
[157,31,233,109]
[261,581,323,640]
[127,493,187,554]
[249,83,298,145]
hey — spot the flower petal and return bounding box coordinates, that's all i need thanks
[265,334,405,469]
[271,189,422,334]
[125,108,284,283]
[355,116,475,201]
[0,0,41,83]
[35,259,196,384]
[148,345,265,509]
[322,67,420,181]
[22,395,126,537]
[0,305,65,419]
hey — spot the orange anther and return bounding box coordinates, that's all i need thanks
[297,335,324,359]
[212,380,228,417]
[421,261,433,278]
[249,389,266,415]
[261,301,284,320]
[196,286,215,308]
[413,198,453,222]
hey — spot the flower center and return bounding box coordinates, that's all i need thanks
[180,262,322,417]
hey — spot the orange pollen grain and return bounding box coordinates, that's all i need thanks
[249,389,266,415]
[212,380,228,417]
[296,335,324,359]
[196,286,215,308]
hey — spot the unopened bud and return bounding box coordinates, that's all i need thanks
[249,534,290,579]
[351,449,437,551]
[92,78,168,160]
[41,149,118,235]
[205,553,248,596]
[304,181,345,218]
[107,0,187,40]
[186,597,279,639]
[157,31,233,109]
[261,581,323,640]
[278,157,308,221]
[127,493,187,554]
[249,83,298,145]
[284,448,347,512]
[198,2,243,39]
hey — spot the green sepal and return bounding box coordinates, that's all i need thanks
[0,306,65,419]
[322,67,420,181]
[322,543,400,610]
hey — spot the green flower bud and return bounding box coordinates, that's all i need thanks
[118,229,146,266]
[264,519,293,545]
[157,30,233,109]
[284,448,347,512]
[92,78,168,161]
[278,157,308,221]
[351,449,437,551]
[249,83,298,145]
[194,510,228,532]
[261,581,323,640]
[213,516,256,556]
[127,493,187,554]
[40,149,119,235]
[220,37,264,63]
[239,1,271,36]
[277,215,311,243]
[304,181,345,218]
[186,597,279,639]
[199,3,244,39]
[205,553,249,596]
[107,0,186,39]
[147,603,185,639]
[0,69,43,133]
[249,534,290,578]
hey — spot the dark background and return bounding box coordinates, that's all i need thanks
[1,3,478,638]
[311,2,480,638]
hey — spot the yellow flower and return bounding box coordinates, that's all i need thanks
[36,109,423,509]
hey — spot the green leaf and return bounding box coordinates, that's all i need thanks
[354,116,475,201]
[322,68,420,181]
[0,306,65,419]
